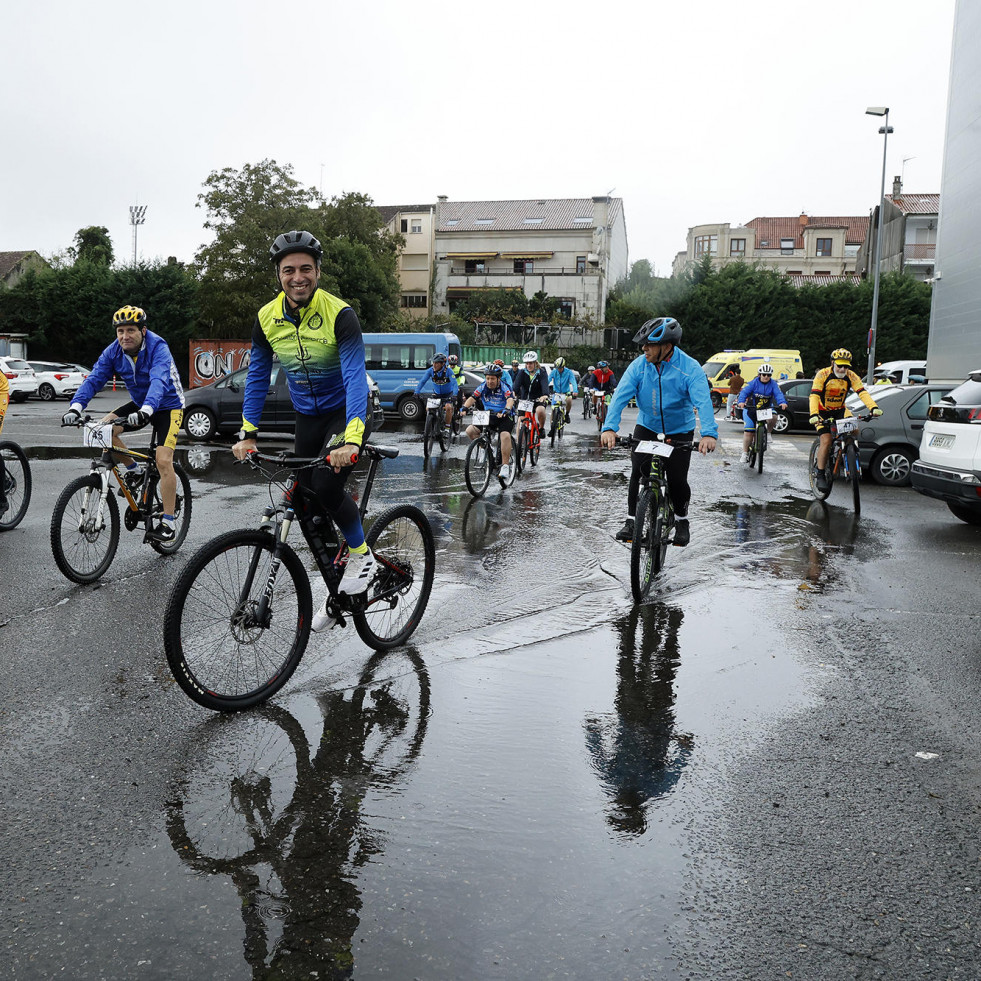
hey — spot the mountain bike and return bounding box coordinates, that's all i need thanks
[582,388,594,420]
[595,392,612,431]
[515,398,545,473]
[743,396,773,474]
[422,396,454,459]
[164,442,435,711]
[464,410,516,496]
[548,393,569,447]
[52,417,192,583]
[808,414,869,515]
[0,439,32,531]
[614,433,693,602]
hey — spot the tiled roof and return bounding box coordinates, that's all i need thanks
[747,215,870,247]
[886,193,940,215]
[435,198,623,232]
[0,251,36,279]
[375,204,434,224]
[785,273,861,288]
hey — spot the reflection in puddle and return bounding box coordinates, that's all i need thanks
[585,604,693,837]
[165,649,429,978]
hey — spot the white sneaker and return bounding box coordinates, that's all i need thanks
[739,452,748,463]
[311,592,337,632]
[499,462,512,480]
[338,549,377,595]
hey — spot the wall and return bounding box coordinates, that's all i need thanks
[189,339,251,387]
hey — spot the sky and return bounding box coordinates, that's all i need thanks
[3,0,957,278]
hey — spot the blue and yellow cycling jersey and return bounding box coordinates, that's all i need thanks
[242,288,370,447]
[414,365,459,398]
[474,381,514,413]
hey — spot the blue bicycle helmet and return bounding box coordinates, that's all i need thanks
[633,317,682,346]
[597,360,609,368]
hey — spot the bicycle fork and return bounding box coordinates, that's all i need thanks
[79,464,112,535]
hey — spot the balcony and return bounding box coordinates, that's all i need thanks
[449,266,594,277]
[905,243,936,263]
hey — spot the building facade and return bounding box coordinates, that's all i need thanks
[379,197,628,323]
[672,214,868,280]
[856,178,939,284]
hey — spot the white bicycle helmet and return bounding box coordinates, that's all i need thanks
[523,351,538,363]
[758,363,774,375]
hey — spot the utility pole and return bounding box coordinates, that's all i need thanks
[129,205,147,266]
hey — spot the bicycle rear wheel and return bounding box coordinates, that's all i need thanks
[846,441,861,515]
[807,440,832,501]
[464,437,492,497]
[0,440,31,531]
[164,530,312,711]
[354,504,436,650]
[147,462,193,555]
[630,488,656,602]
[51,474,121,583]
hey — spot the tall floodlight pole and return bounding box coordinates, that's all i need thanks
[865,107,892,384]
[130,205,147,266]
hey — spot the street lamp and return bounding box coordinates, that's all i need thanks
[129,204,147,266]
[865,106,892,384]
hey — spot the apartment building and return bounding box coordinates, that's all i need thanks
[379,196,628,322]
[856,177,939,283]
[672,213,869,280]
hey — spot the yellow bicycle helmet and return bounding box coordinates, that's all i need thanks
[113,305,147,327]
[831,347,852,365]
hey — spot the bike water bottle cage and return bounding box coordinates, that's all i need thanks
[633,317,682,346]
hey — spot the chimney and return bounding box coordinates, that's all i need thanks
[437,195,448,203]
[799,212,808,228]
[892,176,902,198]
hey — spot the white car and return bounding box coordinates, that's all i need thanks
[0,356,38,402]
[911,368,981,524]
[27,360,89,401]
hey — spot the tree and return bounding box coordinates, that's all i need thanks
[70,226,114,267]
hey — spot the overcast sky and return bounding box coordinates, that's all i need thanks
[4,0,956,277]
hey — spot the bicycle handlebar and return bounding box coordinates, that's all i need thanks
[612,433,696,451]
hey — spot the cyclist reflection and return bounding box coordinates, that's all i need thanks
[166,648,430,979]
[584,604,693,836]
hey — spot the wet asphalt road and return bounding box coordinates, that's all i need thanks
[3,395,981,979]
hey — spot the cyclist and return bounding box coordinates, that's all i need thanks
[548,356,579,427]
[599,317,718,547]
[0,370,7,517]
[62,305,185,541]
[461,363,516,480]
[809,348,882,492]
[591,361,616,417]
[501,359,516,388]
[736,364,789,462]
[231,230,374,628]
[447,354,466,414]
[413,352,458,430]
[513,351,551,430]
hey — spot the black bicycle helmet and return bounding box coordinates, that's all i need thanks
[484,364,503,377]
[634,317,682,346]
[269,230,323,265]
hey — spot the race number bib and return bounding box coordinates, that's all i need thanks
[426,397,441,409]
[472,410,490,426]
[836,417,858,434]
[635,439,674,458]
[83,423,114,448]
[517,400,534,412]
[756,408,773,421]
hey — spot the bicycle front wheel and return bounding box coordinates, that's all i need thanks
[148,462,193,555]
[0,440,32,531]
[530,425,540,466]
[516,424,528,473]
[757,427,765,474]
[808,440,831,501]
[464,437,492,497]
[846,441,861,515]
[422,414,435,459]
[164,530,313,712]
[51,474,121,583]
[630,488,656,602]
[354,504,436,650]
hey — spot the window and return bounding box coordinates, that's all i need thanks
[465,259,486,274]
[400,294,427,308]
[815,270,831,276]
[557,298,575,319]
[445,218,459,226]
[694,235,717,257]
[573,216,592,224]
[523,217,544,224]
[474,218,495,225]
[729,238,746,257]
[400,219,408,233]
[514,259,534,274]
[780,238,795,254]
[576,255,587,273]
[364,344,434,370]
[844,244,859,257]
[816,237,832,257]
[410,219,422,234]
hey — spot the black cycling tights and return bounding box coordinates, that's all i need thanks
[628,423,694,519]
[294,409,373,541]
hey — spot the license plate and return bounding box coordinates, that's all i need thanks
[929,433,955,449]
[518,400,534,412]
[472,410,490,426]
[836,417,858,434]
[83,423,114,448]
[426,397,441,409]
[756,408,773,421]
[635,439,674,458]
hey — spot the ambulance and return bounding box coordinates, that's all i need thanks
[702,349,804,409]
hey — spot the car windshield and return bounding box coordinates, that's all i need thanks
[940,373,981,406]
[6,359,31,371]
[703,361,725,377]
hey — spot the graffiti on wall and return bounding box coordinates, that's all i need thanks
[189,340,252,388]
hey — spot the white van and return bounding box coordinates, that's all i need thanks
[873,360,927,385]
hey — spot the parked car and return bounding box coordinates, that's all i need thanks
[773,378,814,432]
[27,360,88,401]
[873,360,927,386]
[911,369,981,524]
[0,356,38,402]
[843,382,955,486]
[181,362,383,441]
